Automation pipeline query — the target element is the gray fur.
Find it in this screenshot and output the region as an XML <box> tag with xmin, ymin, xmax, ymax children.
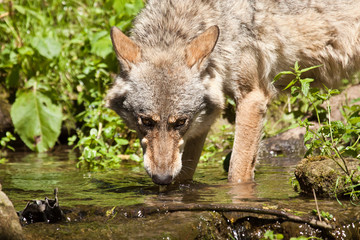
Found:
<box><xmin>106</xmin><ymin>0</ymin><xmax>360</xmax><ymax>184</ymax></box>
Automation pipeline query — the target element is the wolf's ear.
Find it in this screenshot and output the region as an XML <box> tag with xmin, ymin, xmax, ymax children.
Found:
<box><xmin>185</xmin><ymin>25</ymin><xmax>219</xmax><ymax>69</ymax></box>
<box><xmin>111</xmin><ymin>26</ymin><xmax>141</xmax><ymax>70</ymax></box>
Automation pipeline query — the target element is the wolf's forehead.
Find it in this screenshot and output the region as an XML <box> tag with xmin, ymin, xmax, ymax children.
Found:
<box><xmin>129</xmin><ymin>77</ymin><xmax>204</xmax><ymax>116</ymax></box>
<box><xmin>131</xmin><ymin>61</ymin><xmax>193</xmax><ymax>91</ymax></box>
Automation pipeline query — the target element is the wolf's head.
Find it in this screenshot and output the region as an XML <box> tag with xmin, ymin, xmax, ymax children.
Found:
<box><xmin>106</xmin><ymin>26</ymin><xmax>223</xmax><ymax>185</ymax></box>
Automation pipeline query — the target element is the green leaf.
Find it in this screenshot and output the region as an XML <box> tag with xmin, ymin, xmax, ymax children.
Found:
<box><xmin>115</xmin><ymin>138</ymin><xmax>129</xmax><ymax>145</ymax></box>
<box><xmin>351</xmin><ymin>97</ymin><xmax>360</xmax><ymax>104</ymax></box>
<box><xmin>6</xmin><ymin>64</ymin><xmax>21</xmax><ymax>88</ymax></box>
<box><xmin>349</xmin><ymin>117</ymin><xmax>360</xmax><ymax>125</ymax></box>
<box><xmin>294</xmin><ymin>61</ymin><xmax>299</xmax><ymax>71</ymax></box>
<box><xmin>130</xmin><ymin>154</ymin><xmax>141</xmax><ymax>162</ymax></box>
<box><xmin>18</xmin><ymin>46</ymin><xmax>34</xmax><ymax>56</ymax></box>
<box><xmin>91</xmin><ymin>35</ymin><xmax>112</xmax><ymax>59</ymax></box>
<box><xmin>299</xmin><ymin>78</ymin><xmax>314</xmax><ymax>96</ymax></box>
<box><xmin>329</xmin><ymin>89</ymin><xmax>340</xmax><ymax>96</ymax></box>
<box><xmin>299</xmin><ymin>64</ymin><xmax>322</xmax><ymax>73</ymax></box>
<box><xmin>83</xmin><ymin>146</ymin><xmax>97</xmax><ymax>159</ymax></box>
<box><xmin>272</xmin><ymin>71</ymin><xmax>295</xmax><ymax>84</ymax></box>
<box><xmin>112</xmin><ymin>0</ymin><xmax>126</xmax><ymax>14</ymax></box>
<box><xmin>31</xmin><ymin>36</ymin><xmax>61</xmax><ymax>59</ymax></box>
<box><xmin>283</xmin><ymin>77</ymin><xmax>298</xmax><ymax>91</ymax></box>
<box><xmin>103</xmin><ymin>127</ymin><xmax>115</xmax><ymax>139</ymax></box>
<box><xmin>304</xmin><ymin>131</ymin><xmax>314</xmax><ymax>143</ymax></box>
<box><xmin>10</xmin><ymin>89</ymin><xmax>62</xmax><ymax>152</ymax></box>
<box><xmin>13</xmin><ymin>5</ymin><xmax>46</xmax><ymax>24</ymax></box>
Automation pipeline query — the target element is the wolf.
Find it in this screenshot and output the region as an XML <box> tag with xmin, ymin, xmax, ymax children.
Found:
<box><xmin>106</xmin><ymin>0</ymin><xmax>360</xmax><ymax>185</ymax></box>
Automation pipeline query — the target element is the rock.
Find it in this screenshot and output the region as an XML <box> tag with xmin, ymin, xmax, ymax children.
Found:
<box><xmin>294</xmin><ymin>156</ymin><xmax>360</xmax><ymax>198</ymax></box>
<box><xmin>0</xmin><ymin>98</ymin><xmax>12</xmax><ymax>132</ymax></box>
<box><xmin>260</xmin><ymin>127</ymin><xmax>307</xmax><ymax>159</ymax></box>
<box><xmin>329</xmin><ymin>84</ymin><xmax>360</xmax><ymax>122</ymax></box>
<box><xmin>0</xmin><ymin>184</ymin><xmax>24</xmax><ymax>240</ymax></box>
<box><xmin>18</xmin><ymin>188</ymin><xmax>64</xmax><ymax>224</ymax></box>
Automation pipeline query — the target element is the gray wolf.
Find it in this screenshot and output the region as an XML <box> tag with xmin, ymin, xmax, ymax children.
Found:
<box><xmin>106</xmin><ymin>0</ymin><xmax>360</xmax><ymax>185</ymax></box>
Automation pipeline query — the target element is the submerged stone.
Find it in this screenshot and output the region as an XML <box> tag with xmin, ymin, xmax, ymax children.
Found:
<box><xmin>294</xmin><ymin>156</ymin><xmax>360</xmax><ymax>198</ymax></box>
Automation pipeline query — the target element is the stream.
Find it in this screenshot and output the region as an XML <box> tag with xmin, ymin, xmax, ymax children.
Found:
<box><xmin>0</xmin><ymin>142</ymin><xmax>359</xmax><ymax>239</ymax></box>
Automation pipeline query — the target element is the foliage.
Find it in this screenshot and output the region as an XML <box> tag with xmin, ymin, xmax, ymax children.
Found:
<box><xmin>200</xmin><ymin>124</ymin><xmax>234</xmax><ymax>162</ymax></box>
<box><xmin>262</xmin><ymin>230</ymin><xmax>284</xmax><ymax>240</ymax></box>
<box><xmin>0</xmin><ymin>131</ymin><xmax>16</xmax><ymax>151</ymax></box>
<box><xmin>261</xmin><ymin>230</ymin><xmax>321</xmax><ymax>240</ymax></box>
<box><xmin>10</xmin><ymin>82</ymin><xmax>62</xmax><ymax>152</ymax></box>
<box><xmin>72</xmin><ymin>90</ymin><xmax>141</xmax><ymax>170</ymax></box>
<box><xmin>0</xmin><ymin>1</ymin><xmax>144</xmax><ymax>164</ymax></box>
<box><xmin>0</xmin><ymin>131</ymin><xmax>16</xmax><ymax>164</ymax></box>
<box><xmin>273</xmin><ymin>63</ymin><xmax>360</xmax><ymax>162</ymax></box>
<box><xmin>311</xmin><ymin>209</ymin><xmax>334</xmax><ymax>221</ymax></box>
<box><xmin>274</xmin><ymin>62</ymin><xmax>360</xmax><ymax>202</ymax></box>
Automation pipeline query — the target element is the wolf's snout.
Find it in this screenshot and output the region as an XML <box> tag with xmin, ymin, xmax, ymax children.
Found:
<box><xmin>152</xmin><ymin>174</ymin><xmax>173</xmax><ymax>185</ymax></box>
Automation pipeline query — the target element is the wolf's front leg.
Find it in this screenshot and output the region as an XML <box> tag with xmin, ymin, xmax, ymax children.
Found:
<box><xmin>228</xmin><ymin>88</ymin><xmax>269</xmax><ymax>183</ymax></box>
<box><xmin>175</xmin><ymin>131</ymin><xmax>209</xmax><ymax>182</ymax></box>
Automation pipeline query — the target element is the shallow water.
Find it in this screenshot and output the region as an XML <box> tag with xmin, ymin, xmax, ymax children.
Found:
<box><xmin>0</xmin><ymin>146</ymin><xmax>359</xmax><ymax>239</ymax></box>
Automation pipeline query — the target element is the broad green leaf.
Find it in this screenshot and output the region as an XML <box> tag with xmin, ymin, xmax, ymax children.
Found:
<box><xmin>91</xmin><ymin>36</ymin><xmax>113</xmax><ymax>59</ymax></box>
<box><xmin>11</xmin><ymin>90</ymin><xmax>62</xmax><ymax>152</ymax></box>
<box><xmin>349</xmin><ymin>117</ymin><xmax>360</xmax><ymax>125</ymax></box>
<box><xmin>113</xmin><ymin>0</ymin><xmax>126</xmax><ymax>14</ymax></box>
<box><xmin>31</xmin><ymin>36</ymin><xmax>61</xmax><ymax>59</ymax></box>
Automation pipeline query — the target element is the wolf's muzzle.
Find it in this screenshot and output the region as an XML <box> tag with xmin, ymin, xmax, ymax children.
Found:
<box><xmin>152</xmin><ymin>174</ymin><xmax>173</xmax><ymax>185</ymax></box>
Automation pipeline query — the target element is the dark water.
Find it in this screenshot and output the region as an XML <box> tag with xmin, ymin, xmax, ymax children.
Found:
<box><xmin>0</xmin><ymin>146</ymin><xmax>359</xmax><ymax>239</ymax></box>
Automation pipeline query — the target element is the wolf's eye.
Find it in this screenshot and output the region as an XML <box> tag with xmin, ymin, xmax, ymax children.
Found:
<box><xmin>140</xmin><ymin>117</ymin><xmax>156</xmax><ymax>128</ymax></box>
<box><xmin>174</xmin><ymin>118</ymin><xmax>187</xmax><ymax>129</ymax></box>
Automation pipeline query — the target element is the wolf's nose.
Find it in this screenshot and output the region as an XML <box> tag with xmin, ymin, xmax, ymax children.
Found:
<box><xmin>152</xmin><ymin>174</ymin><xmax>173</xmax><ymax>185</ymax></box>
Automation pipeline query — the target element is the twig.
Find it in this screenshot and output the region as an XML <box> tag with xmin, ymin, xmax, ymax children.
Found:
<box><xmin>120</xmin><ymin>203</ymin><xmax>334</xmax><ymax>230</ymax></box>
<box><xmin>97</xmin><ymin>122</ymin><xmax>103</xmax><ymax>139</ymax></box>
<box><xmin>313</xmin><ymin>188</ymin><xmax>322</xmax><ymax>221</ymax></box>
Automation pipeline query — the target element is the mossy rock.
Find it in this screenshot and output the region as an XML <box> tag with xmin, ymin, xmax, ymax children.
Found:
<box><xmin>294</xmin><ymin>156</ymin><xmax>360</xmax><ymax>198</ymax></box>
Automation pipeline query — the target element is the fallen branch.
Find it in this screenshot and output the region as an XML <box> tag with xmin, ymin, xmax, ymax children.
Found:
<box><xmin>120</xmin><ymin>203</ymin><xmax>334</xmax><ymax>230</ymax></box>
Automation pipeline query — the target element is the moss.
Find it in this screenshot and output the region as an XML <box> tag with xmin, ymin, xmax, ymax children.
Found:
<box><xmin>294</xmin><ymin>157</ymin><xmax>360</xmax><ymax>198</ymax></box>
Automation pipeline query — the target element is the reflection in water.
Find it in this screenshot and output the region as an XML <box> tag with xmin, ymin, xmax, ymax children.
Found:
<box><xmin>228</xmin><ymin>182</ymin><xmax>257</xmax><ymax>203</ymax></box>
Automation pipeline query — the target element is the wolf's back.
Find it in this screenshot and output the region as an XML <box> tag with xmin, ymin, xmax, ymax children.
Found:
<box><xmin>131</xmin><ymin>0</ymin><xmax>360</xmax><ymax>90</ymax></box>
